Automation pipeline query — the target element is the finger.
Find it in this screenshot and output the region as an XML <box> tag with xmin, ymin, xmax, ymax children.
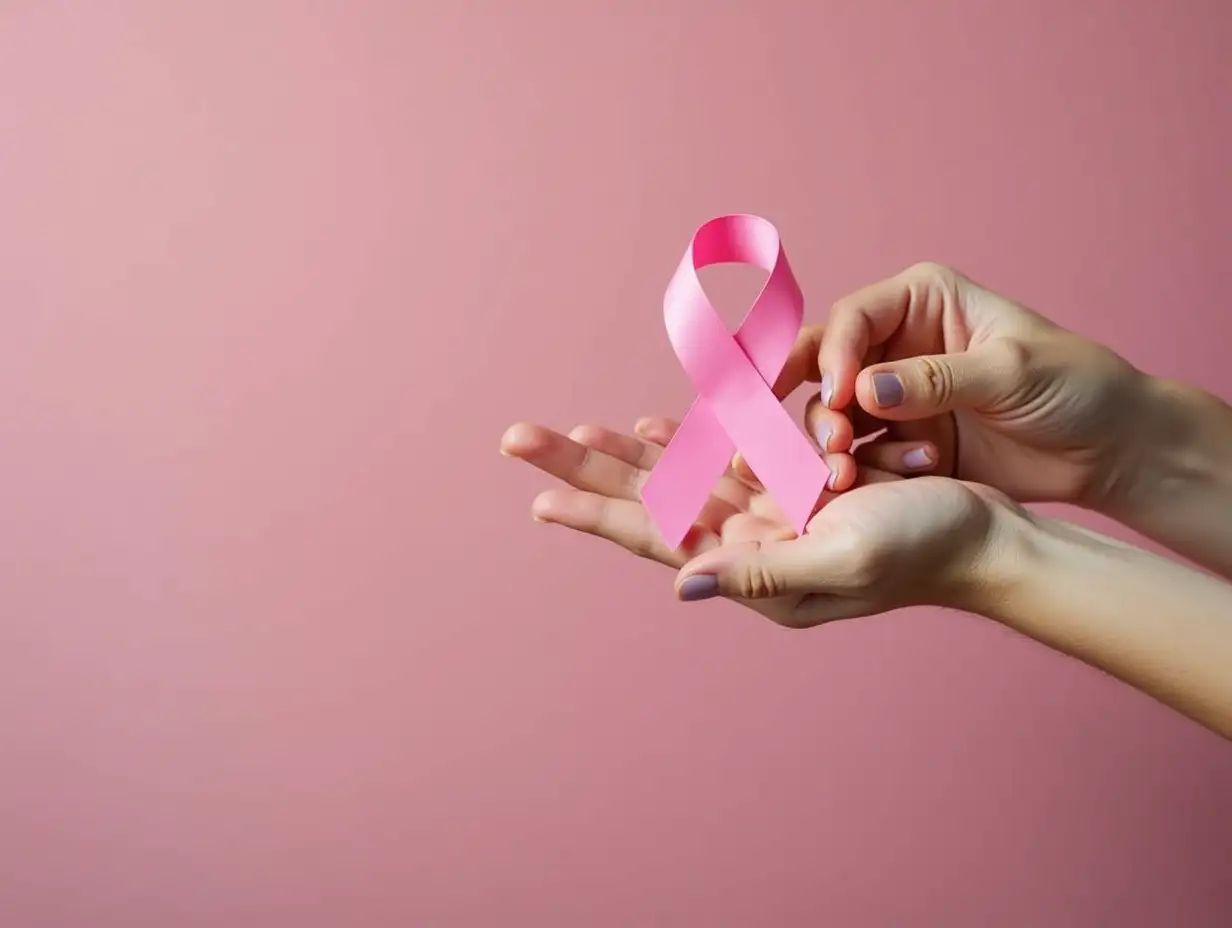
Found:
<box><xmin>855</xmin><ymin>338</ymin><xmax>1025</xmax><ymax>421</ymax></box>
<box><xmin>500</xmin><ymin>422</ymin><xmax>643</xmax><ymax>501</ymax></box>
<box><xmin>852</xmin><ymin>465</ymin><xmax>903</xmax><ymax>486</ymax></box>
<box><xmin>632</xmin><ymin>416</ymin><xmax>680</xmax><ymax>448</ymax></box>
<box><xmin>818</xmin><ymin>263</ymin><xmax>959</xmax><ymax>412</ymax></box>
<box><xmin>854</xmin><ymin>440</ymin><xmax>940</xmax><ymax>474</ymax></box>
<box><xmin>821</xmin><ymin>453</ymin><xmax>857</xmax><ymax>492</ymax></box>
<box><xmin>770</xmin><ymin>323</ymin><xmax>824</xmax><ymax>400</ymax></box>
<box><xmin>806</xmin><ymin>465</ymin><xmax>899</xmax><ymax>517</ymax></box>
<box><xmin>532</xmin><ymin>488</ymin><xmax>718</xmax><ymax>568</ymax></box>
<box><xmin>675</xmin><ymin>537</ymin><xmax>872</xmax><ymax>626</ymax></box>
<box><xmin>673</xmin><ymin>536</ymin><xmax>847</xmax><ymax>611</ymax></box>
<box><xmin>573</xmin><ymin>422</ymin><xmax>751</xmax><ymax>519</ymax></box>
<box><xmin>568</xmin><ymin>423</ymin><xmax>661</xmax><ymax>471</ymax></box>
<box><xmin>802</xmin><ymin>396</ymin><xmax>856</xmax><ymax>453</ymax></box>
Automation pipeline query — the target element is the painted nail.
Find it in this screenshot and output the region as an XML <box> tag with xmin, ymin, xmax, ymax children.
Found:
<box><xmin>902</xmin><ymin>446</ymin><xmax>933</xmax><ymax>469</ymax></box>
<box><xmin>813</xmin><ymin>422</ymin><xmax>832</xmax><ymax>452</ymax></box>
<box><xmin>872</xmin><ymin>372</ymin><xmax>904</xmax><ymax>407</ymax></box>
<box><xmin>678</xmin><ymin>574</ymin><xmax>719</xmax><ymax>602</ymax></box>
<box><xmin>820</xmin><ymin>371</ymin><xmax>834</xmax><ymax>407</ymax></box>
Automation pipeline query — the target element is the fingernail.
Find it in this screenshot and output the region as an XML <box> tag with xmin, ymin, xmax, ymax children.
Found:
<box><xmin>813</xmin><ymin>422</ymin><xmax>832</xmax><ymax>452</ymax></box>
<box><xmin>902</xmin><ymin>446</ymin><xmax>933</xmax><ymax>469</ymax></box>
<box><xmin>820</xmin><ymin>372</ymin><xmax>834</xmax><ymax>407</ymax></box>
<box><xmin>872</xmin><ymin>372</ymin><xmax>904</xmax><ymax>407</ymax></box>
<box><xmin>678</xmin><ymin>574</ymin><xmax>719</xmax><ymax>602</ymax></box>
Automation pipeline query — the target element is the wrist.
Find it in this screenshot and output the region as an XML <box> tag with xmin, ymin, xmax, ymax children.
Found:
<box><xmin>954</xmin><ymin>503</ymin><xmax>1086</xmax><ymax>625</ymax></box>
<box><xmin>942</xmin><ymin>489</ymin><xmax>1043</xmax><ymax>617</ymax></box>
<box><xmin>1104</xmin><ymin>375</ymin><xmax>1232</xmax><ymax>523</ymax></box>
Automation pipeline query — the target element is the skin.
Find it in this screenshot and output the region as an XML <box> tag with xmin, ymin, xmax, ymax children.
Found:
<box><xmin>501</xmin><ymin>262</ymin><xmax>1232</xmax><ymax>739</ymax></box>
<box><xmin>500</xmin><ymin>417</ymin><xmax>999</xmax><ymax>628</ymax></box>
<box><xmin>766</xmin><ymin>261</ymin><xmax>1232</xmax><ymax>579</ymax></box>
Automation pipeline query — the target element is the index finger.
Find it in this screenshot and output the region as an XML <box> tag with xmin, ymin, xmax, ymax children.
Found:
<box><xmin>818</xmin><ymin>263</ymin><xmax>955</xmax><ymax>411</ymax></box>
<box><xmin>770</xmin><ymin>323</ymin><xmax>824</xmax><ymax>400</ymax></box>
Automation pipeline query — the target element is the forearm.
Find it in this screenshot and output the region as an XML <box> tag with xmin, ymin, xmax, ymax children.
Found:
<box><xmin>975</xmin><ymin>509</ymin><xmax>1232</xmax><ymax>739</ymax></box>
<box><xmin>1107</xmin><ymin>376</ymin><xmax>1232</xmax><ymax>578</ymax></box>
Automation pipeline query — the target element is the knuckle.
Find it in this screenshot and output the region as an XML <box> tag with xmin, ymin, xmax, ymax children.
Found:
<box><xmin>903</xmin><ymin>260</ymin><xmax>956</xmax><ymax>287</ymax></box>
<box><xmin>905</xmin><ymin>259</ymin><xmax>948</xmax><ymax>278</ymax></box>
<box><xmin>631</xmin><ymin>535</ymin><xmax>659</xmax><ymax>561</ymax></box>
<box><xmin>735</xmin><ymin>561</ymin><xmax>785</xmax><ymax>600</ymax></box>
<box><xmin>990</xmin><ymin>336</ymin><xmax>1032</xmax><ymax>377</ymax></box>
<box><xmin>826</xmin><ymin>296</ymin><xmax>854</xmax><ymax>324</ymax></box>
<box><xmin>916</xmin><ymin>355</ymin><xmax>957</xmax><ymax>406</ymax></box>
<box><xmin>902</xmin><ymin>261</ymin><xmax>967</xmax><ymax>313</ymax></box>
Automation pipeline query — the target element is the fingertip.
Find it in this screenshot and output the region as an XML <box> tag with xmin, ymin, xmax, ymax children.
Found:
<box><xmin>823</xmin><ymin>453</ymin><xmax>858</xmax><ymax>492</ymax></box>
<box><xmin>853</xmin><ymin>367</ymin><xmax>881</xmax><ymax>415</ymax></box>
<box><xmin>530</xmin><ymin>490</ymin><xmax>558</xmax><ymax>523</ymax></box>
<box><xmin>501</xmin><ymin>421</ymin><xmax>542</xmax><ymax>458</ymax></box>
<box><xmin>676</xmin><ymin>573</ymin><xmax>720</xmax><ymax>602</ymax></box>
<box><xmin>567</xmin><ymin>423</ymin><xmax>602</xmax><ymax>445</ymax></box>
<box><xmin>901</xmin><ymin>444</ymin><xmax>937</xmax><ymax>471</ymax></box>
<box><xmin>803</xmin><ymin>399</ymin><xmax>855</xmax><ymax>454</ymax></box>
<box><xmin>636</xmin><ymin>416</ymin><xmax>676</xmax><ymax>446</ymax></box>
<box><xmin>855</xmin><ymin>439</ymin><xmax>940</xmax><ymax>475</ymax></box>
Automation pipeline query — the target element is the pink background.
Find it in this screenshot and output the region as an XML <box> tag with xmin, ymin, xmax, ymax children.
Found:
<box><xmin>2</xmin><ymin>2</ymin><xmax>1230</xmax><ymax>925</ymax></box>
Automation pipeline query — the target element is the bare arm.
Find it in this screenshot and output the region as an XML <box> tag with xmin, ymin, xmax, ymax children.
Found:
<box><xmin>1105</xmin><ymin>376</ymin><xmax>1232</xmax><ymax>580</ymax></box>
<box><xmin>981</xmin><ymin>506</ymin><xmax>1232</xmax><ymax>740</ymax></box>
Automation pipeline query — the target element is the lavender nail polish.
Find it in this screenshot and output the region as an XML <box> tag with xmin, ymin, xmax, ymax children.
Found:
<box><xmin>813</xmin><ymin>422</ymin><xmax>832</xmax><ymax>452</ymax></box>
<box><xmin>872</xmin><ymin>372</ymin><xmax>904</xmax><ymax>407</ymax></box>
<box><xmin>902</xmin><ymin>447</ymin><xmax>933</xmax><ymax>469</ymax></box>
<box><xmin>678</xmin><ymin>574</ymin><xmax>719</xmax><ymax>602</ymax></box>
<box><xmin>820</xmin><ymin>372</ymin><xmax>834</xmax><ymax>407</ymax></box>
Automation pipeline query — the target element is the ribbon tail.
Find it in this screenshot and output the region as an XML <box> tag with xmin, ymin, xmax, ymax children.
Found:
<box><xmin>639</xmin><ymin>397</ymin><xmax>734</xmax><ymax>550</ymax></box>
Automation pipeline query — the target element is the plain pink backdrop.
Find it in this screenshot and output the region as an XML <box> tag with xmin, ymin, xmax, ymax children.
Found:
<box><xmin>1</xmin><ymin>2</ymin><xmax>1230</xmax><ymax>925</ymax></box>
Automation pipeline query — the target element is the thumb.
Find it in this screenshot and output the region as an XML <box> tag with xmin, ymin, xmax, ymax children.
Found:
<box><xmin>674</xmin><ymin>537</ymin><xmax>839</xmax><ymax>602</ymax></box>
<box><xmin>855</xmin><ymin>339</ymin><xmax>1026</xmax><ymax>420</ymax></box>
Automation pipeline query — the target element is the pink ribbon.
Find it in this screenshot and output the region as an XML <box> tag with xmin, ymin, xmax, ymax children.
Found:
<box><xmin>641</xmin><ymin>214</ymin><xmax>830</xmax><ymax>549</ymax></box>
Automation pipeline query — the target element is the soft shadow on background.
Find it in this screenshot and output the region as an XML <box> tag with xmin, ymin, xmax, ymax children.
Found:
<box><xmin>1</xmin><ymin>3</ymin><xmax>1230</xmax><ymax>925</ymax></box>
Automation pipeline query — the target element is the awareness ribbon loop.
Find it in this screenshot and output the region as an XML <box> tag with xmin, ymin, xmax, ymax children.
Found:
<box><xmin>640</xmin><ymin>214</ymin><xmax>830</xmax><ymax>549</ymax></box>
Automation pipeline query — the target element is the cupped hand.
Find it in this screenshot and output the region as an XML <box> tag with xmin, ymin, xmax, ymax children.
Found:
<box><xmin>761</xmin><ymin>262</ymin><xmax>1149</xmax><ymax>509</ymax></box>
<box><xmin>501</xmin><ymin>417</ymin><xmax>1011</xmax><ymax>628</ymax></box>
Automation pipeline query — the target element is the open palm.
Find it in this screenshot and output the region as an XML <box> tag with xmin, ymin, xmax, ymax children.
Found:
<box><xmin>501</xmin><ymin>416</ymin><xmax>927</xmax><ymax>627</ymax></box>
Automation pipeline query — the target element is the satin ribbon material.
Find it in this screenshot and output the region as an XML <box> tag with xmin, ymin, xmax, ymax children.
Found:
<box><xmin>641</xmin><ymin>214</ymin><xmax>830</xmax><ymax>549</ymax></box>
